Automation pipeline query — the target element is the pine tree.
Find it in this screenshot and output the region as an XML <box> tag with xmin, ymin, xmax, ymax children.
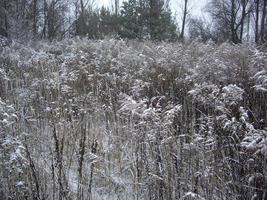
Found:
<box><xmin>119</xmin><ymin>0</ymin><xmax>177</xmax><ymax>41</ymax></box>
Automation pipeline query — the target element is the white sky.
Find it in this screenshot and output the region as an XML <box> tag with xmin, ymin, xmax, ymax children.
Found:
<box><xmin>172</xmin><ymin>0</ymin><xmax>208</xmax><ymax>17</ymax></box>
<box><xmin>98</xmin><ymin>0</ymin><xmax>110</xmax><ymax>6</ymax></box>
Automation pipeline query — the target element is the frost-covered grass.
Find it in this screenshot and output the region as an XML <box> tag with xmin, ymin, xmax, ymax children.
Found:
<box><xmin>0</xmin><ymin>38</ymin><xmax>266</xmax><ymax>200</ymax></box>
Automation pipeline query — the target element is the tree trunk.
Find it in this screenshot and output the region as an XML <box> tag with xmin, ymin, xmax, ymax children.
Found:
<box><xmin>231</xmin><ymin>0</ymin><xmax>237</xmax><ymax>43</ymax></box>
<box><xmin>79</xmin><ymin>0</ymin><xmax>86</xmax><ymax>36</ymax></box>
<box><xmin>4</xmin><ymin>0</ymin><xmax>8</xmax><ymax>37</ymax></box>
<box><xmin>181</xmin><ymin>0</ymin><xmax>188</xmax><ymax>40</ymax></box>
<box><xmin>115</xmin><ymin>0</ymin><xmax>119</xmax><ymax>16</ymax></box>
<box><xmin>42</xmin><ymin>0</ymin><xmax>47</xmax><ymax>38</ymax></box>
<box><xmin>33</xmin><ymin>0</ymin><xmax>38</xmax><ymax>37</ymax></box>
<box><xmin>260</xmin><ymin>0</ymin><xmax>267</xmax><ymax>43</ymax></box>
<box><xmin>247</xmin><ymin>12</ymin><xmax>250</xmax><ymax>42</ymax></box>
<box><xmin>240</xmin><ymin>0</ymin><xmax>247</xmax><ymax>41</ymax></box>
<box><xmin>255</xmin><ymin>0</ymin><xmax>260</xmax><ymax>43</ymax></box>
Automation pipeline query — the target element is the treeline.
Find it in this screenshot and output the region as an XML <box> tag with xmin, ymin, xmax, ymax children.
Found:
<box><xmin>0</xmin><ymin>38</ymin><xmax>266</xmax><ymax>200</ymax></box>
<box><xmin>0</xmin><ymin>0</ymin><xmax>267</xmax><ymax>43</ymax></box>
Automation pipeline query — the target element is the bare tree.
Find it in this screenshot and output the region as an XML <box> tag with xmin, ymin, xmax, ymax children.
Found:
<box><xmin>208</xmin><ymin>0</ymin><xmax>252</xmax><ymax>43</ymax></box>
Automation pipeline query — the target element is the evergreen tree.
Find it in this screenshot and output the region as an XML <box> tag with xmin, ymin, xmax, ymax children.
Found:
<box><xmin>119</xmin><ymin>0</ymin><xmax>145</xmax><ymax>39</ymax></box>
<box><xmin>119</xmin><ymin>0</ymin><xmax>177</xmax><ymax>41</ymax></box>
<box><xmin>99</xmin><ymin>7</ymin><xmax>119</xmax><ymax>38</ymax></box>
